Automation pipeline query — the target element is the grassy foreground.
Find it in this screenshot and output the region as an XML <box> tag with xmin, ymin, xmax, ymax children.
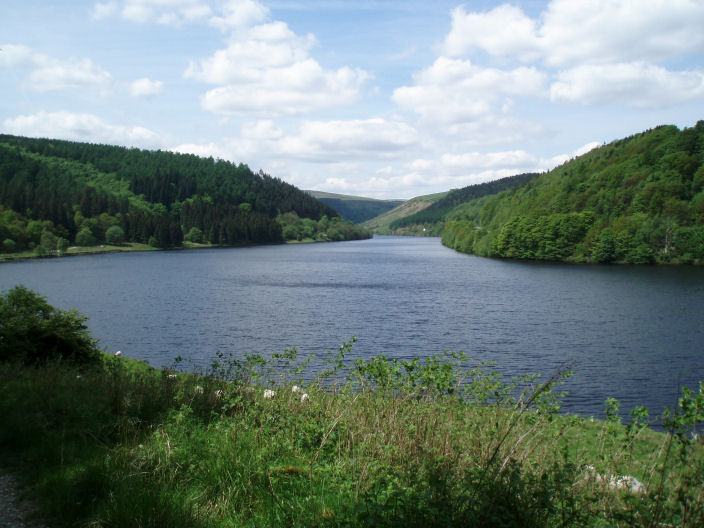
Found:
<box><xmin>0</xmin><ymin>345</ymin><xmax>703</xmax><ymax>528</ymax></box>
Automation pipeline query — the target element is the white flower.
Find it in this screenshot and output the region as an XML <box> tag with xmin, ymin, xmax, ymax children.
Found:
<box><xmin>292</xmin><ymin>385</ymin><xmax>302</xmax><ymax>394</ymax></box>
<box><xmin>167</xmin><ymin>374</ymin><xmax>178</xmax><ymax>379</ymax></box>
<box><xmin>609</xmin><ymin>475</ymin><xmax>645</xmax><ymax>495</ymax></box>
<box><xmin>300</xmin><ymin>393</ymin><xmax>310</xmax><ymax>403</ymax></box>
<box><xmin>194</xmin><ymin>385</ymin><xmax>204</xmax><ymax>394</ymax></box>
<box><xmin>214</xmin><ymin>389</ymin><xmax>225</xmax><ymax>399</ymax></box>
<box><xmin>263</xmin><ymin>389</ymin><xmax>276</xmax><ymax>399</ymax></box>
<box><xmin>114</xmin><ymin>350</ymin><xmax>122</xmax><ymax>356</ymax></box>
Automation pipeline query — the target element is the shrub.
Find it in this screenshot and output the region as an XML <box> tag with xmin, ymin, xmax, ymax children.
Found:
<box><xmin>40</xmin><ymin>229</ymin><xmax>58</xmax><ymax>251</ymax></box>
<box><xmin>595</xmin><ymin>231</ymin><xmax>616</xmax><ymax>263</ymax></box>
<box><xmin>0</xmin><ymin>285</ymin><xmax>101</xmax><ymax>365</ymax></box>
<box><xmin>76</xmin><ymin>227</ymin><xmax>98</xmax><ymax>247</ymax></box>
<box><xmin>2</xmin><ymin>238</ymin><xmax>17</xmax><ymax>252</ymax></box>
<box><xmin>57</xmin><ymin>237</ymin><xmax>70</xmax><ymax>254</ymax></box>
<box><xmin>183</xmin><ymin>227</ymin><xmax>203</xmax><ymax>244</ymax></box>
<box><xmin>105</xmin><ymin>226</ymin><xmax>126</xmax><ymax>245</ymax></box>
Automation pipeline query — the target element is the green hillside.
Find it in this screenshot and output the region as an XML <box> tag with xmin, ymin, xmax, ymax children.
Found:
<box><xmin>306</xmin><ymin>191</ymin><xmax>403</xmax><ymax>224</ymax></box>
<box><xmin>442</xmin><ymin>122</ymin><xmax>704</xmax><ymax>264</ymax></box>
<box><xmin>388</xmin><ymin>173</ymin><xmax>539</xmax><ymax>235</ymax></box>
<box><xmin>0</xmin><ymin>135</ymin><xmax>369</xmax><ymax>256</ymax></box>
<box><xmin>361</xmin><ymin>192</ymin><xmax>448</xmax><ymax>235</ymax></box>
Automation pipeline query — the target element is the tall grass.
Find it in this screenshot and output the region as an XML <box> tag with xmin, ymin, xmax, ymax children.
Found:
<box><xmin>0</xmin><ymin>346</ymin><xmax>702</xmax><ymax>527</ymax></box>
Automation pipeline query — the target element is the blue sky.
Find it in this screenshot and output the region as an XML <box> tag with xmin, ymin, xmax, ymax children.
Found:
<box><xmin>2</xmin><ymin>0</ymin><xmax>703</xmax><ymax>199</ymax></box>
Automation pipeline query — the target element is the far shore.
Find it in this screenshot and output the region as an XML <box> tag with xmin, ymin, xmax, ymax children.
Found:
<box><xmin>0</xmin><ymin>237</ymin><xmax>350</xmax><ymax>263</ymax></box>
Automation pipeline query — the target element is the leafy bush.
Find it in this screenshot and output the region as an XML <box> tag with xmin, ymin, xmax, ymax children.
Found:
<box><xmin>0</xmin><ymin>285</ymin><xmax>101</xmax><ymax>365</ymax></box>
<box><xmin>75</xmin><ymin>227</ymin><xmax>98</xmax><ymax>246</ymax></box>
<box><xmin>105</xmin><ymin>225</ymin><xmax>126</xmax><ymax>245</ymax></box>
<box><xmin>183</xmin><ymin>226</ymin><xmax>203</xmax><ymax>244</ymax></box>
<box><xmin>2</xmin><ymin>238</ymin><xmax>16</xmax><ymax>252</ymax></box>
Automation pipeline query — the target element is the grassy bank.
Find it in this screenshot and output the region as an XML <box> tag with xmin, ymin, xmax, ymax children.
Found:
<box><xmin>0</xmin><ymin>349</ymin><xmax>702</xmax><ymax>527</ymax></box>
<box><xmin>0</xmin><ymin>242</ymin><xmax>159</xmax><ymax>261</ymax></box>
<box><xmin>0</xmin><ymin>237</ymin><xmax>361</xmax><ymax>262</ymax></box>
<box><xmin>0</xmin><ymin>287</ymin><xmax>702</xmax><ymax>527</ymax></box>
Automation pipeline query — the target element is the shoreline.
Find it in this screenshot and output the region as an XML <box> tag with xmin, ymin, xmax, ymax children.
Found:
<box><xmin>0</xmin><ymin>237</ymin><xmax>358</xmax><ymax>263</ymax></box>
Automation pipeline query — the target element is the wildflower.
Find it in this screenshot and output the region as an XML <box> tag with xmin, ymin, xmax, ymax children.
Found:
<box><xmin>584</xmin><ymin>466</ymin><xmax>645</xmax><ymax>495</ymax></box>
<box><xmin>167</xmin><ymin>374</ymin><xmax>177</xmax><ymax>380</ymax></box>
<box><xmin>300</xmin><ymin>393</ymin><xmax>310</xmax><ymax>403</ymax></box>
<box><xmin>214</xmin><ymin>389</ymin><xmax>225</xmax><ymax>399</ymax></box>
<box><xmin>114</xmin><ymin>350</ymin><xmax>122</xmax><ymax>356</ymax></box>
<box><xmin>194</xmin><ymin>385</ymin><xmax>204</xmax><ymax>394</ymax></box>
<box><xmin>609</xmin><ymin>475</ymin><xmax>645</xmax><ymax>495</ymax></box>
<box><xmin>292</xmin><ymin>385</ymin><xmax>302</xmax><ymax>394</ymax></box>
<box><xmin>263</xmin><ymin>389</ymin><xmax>276</xmax><ymax>399</ymax></box>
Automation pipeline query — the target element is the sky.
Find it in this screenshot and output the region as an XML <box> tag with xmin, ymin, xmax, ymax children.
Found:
<box><xmin>1</xmin><ymin>1</ymin><xmax>703</xmax><ymax>199</ymax></box>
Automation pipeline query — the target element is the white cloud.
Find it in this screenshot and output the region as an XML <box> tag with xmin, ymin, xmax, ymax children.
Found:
<box><xmin>550</xmin><ymin>63</ymin><xmax>704</xmax><ymax>107</ymax></box>
<box><xmin>0</xmin><ymin>44</ymin><xmax>35</xmax><ymax>67</ymax></box>
<box><xmin>539</xmin><ymin>0</ymin><xmax>704</xmax><ymax>67</ymax></box>
<box><xmin>3</xmin><ymin>111</ymin><xmax>162</xmax><ymax>147</ymax></box>
<box><xmin>573</xmin><ymin>141</ymin><xmax>601</xmax><ymax>157</ymax></box>
<box><xmin>2</xmin><ymin>45</ymin><xmax>169</xmax><ymax>101</ymax></box>
<box><xmin>30</xmin><ymin>59</ymin><xmax>112</xmax><ymax>93</ymax></box>
<box><xmin>440</xmin><ymin>150</ymin><xmax>541</xmax><ymax>171</ymax></box>
<box><xmin>184</xmin><ymin>24</ymin><xmax>316</xmax><ymax>84</ymax></box>
<box><xmin>241</xmin><ymin>120</ymin><xmax>283</xmax><ymax>140</ymax></box>
<box><xmin>278</xmin><ymin>118</ymin><xmax>419</xmax><ymax>161</ymax></box>
<box><xmin>436</xmin><ymin>1</ymin><xmax>704</xmax><ymax>111</ymax></box>
<box><xmin>94</xmin><ymin>0</ymin><xmax>212</xmax><ymax>26</ymax></box>
<box><xmin>92</xmin><ymin>0</ymin><xmax>275</xmax><ymax>30</ymax></box>
<box><xmin>93</xmin><ymin>1</ymin><xmax>118</xmax><ymax>19</ymax></box>
<box><xmin>443</xmin><ymin>0</ymin><xmax>704</xmax><ymax>67</ymax></box>
<box><xmin>184</xmin><ymin>2</ymin><xmax>370</xmax><ymax>117</ymax></box>
<box><xmin>170</xmin><ymin>141</ymin><xmax>225</xmax><ymax>158</ymax></box>
<box><xmin>128</xmin><ymin>77</ymin><xmax>164</xmax><ymax>97</ymax></box>
<box><xmin>366</xmin><ymin>146</ymin><xmax>584</xmax><ymax>198</ymax></box>
<box><xmin>1</xmin><ymin>44</ymin><xmax>112</xmax><ymax>94</ymax></box>
<box><xmin>442</xmin><ymin>4</ymin><xmax>540</xmax><ymax>62</ymax></box>
<box><xmin>199</xmin><ymin>64</ymin><xmax>369</xmax><ymax>116</ymax></box>
<box><xmin>209</xmin><ymin>0</ymin><xmax>269</xmax><ymax>31</ymax></box>
<box><xmin>172</xmin><ymin>117</ymin><xmax>418</xmax><ymax>170</ymax></box>
<box><xmin>393</xmin><ymin>57</ymin><xmax>547</xmax><ymax>125</ymax></box>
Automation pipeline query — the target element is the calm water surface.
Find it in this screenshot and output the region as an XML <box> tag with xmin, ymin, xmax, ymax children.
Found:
<box><xmin>2</xmin><ymin>236</ymin><xmax>703</xmax><ymax>419</ymax></box>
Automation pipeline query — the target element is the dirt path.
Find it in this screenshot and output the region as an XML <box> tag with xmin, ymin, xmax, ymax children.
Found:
<box><xmin>0</xmin><ymin>472</ymin><xmax>48</xmax><ymax>528</ymax></box>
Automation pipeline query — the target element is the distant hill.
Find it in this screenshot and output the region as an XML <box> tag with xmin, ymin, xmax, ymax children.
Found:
<box><xmin>361</xmin><ymin>192</ymin><xmax>448</xmax><ymax>235</ymax></box>
<box><xmin>0</xmin><ymin>135</ymin><xmax>369</xmax><ymax>254</ymax></box>
<box><xmin>442</xmin><ymin>122</ymin><xmax>704</xmax><ymax>264</ymax></box>
<box><xmin>306</xmin><ymin>191</ymin><xmax>403</xmax><ymax>224</ymax></box>
<box><xmin>387</xmin><ymin>173</ymin><xmax>539</xmax><ymax>235</ymax></box>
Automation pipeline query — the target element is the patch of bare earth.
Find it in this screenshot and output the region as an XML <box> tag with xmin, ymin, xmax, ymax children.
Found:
<box><xmin>0</xmin><ymin>472</ymin><xmax>48</xmax><ymax>528</ymax></box>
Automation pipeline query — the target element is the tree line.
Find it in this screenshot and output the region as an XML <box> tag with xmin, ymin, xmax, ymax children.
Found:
<box><xmin>441</xmin><ymin>122</ymin><xmax>704</xmax><ymax>264</ymax></box>
<box><xmin>389</xmin><ymin>173</ymin><xmax>539</xmax><ymax>233</ymax></box>
<box><xmin>0</xmin><ymin>135</ymin><xmax>369</xmax><ymax>254</ymax></box>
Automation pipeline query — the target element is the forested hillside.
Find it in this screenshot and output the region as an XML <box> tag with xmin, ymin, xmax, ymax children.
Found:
<box><xmin>361</xmin><ymin>192</ymin><xmax>447</xmax><ymax>235</ymax></box>
<box><xmin>388</xmin><ymin>173</ymin><xmax>539</xmax><ymax>235</ymax></box>
<box><xmin>0</xmin><ymin>135</ymin><xmax>369</xmax><ymax>255</ymax></box>
<box><xmin>442</xmin><ymin>122</ymin><xmax>704</xmax><ymax>264</ymax></box>
<box><xmin>307</xmin><ymin>191</ymin><xmax>403</xmax><ymax>224</ymax></box>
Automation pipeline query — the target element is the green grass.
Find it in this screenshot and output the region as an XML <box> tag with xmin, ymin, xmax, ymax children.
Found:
<box><xmin>0</xmin><ymin>242</ymin><xmax>158</xmax><ymax>261</ymax></box>
<box><xmin>361</xmin><ymin>192</ymin><xmax>448</xmax><ymax>234</ymax></box>
<box><xmin>0</xmin><ymin>348</ymin><xmax>702</xmax><ymax>528</ymax></box>
<box><xmin>0</xmin><ymin>241</ymin><xmax>264</xmax><ymax>262</ymax></box>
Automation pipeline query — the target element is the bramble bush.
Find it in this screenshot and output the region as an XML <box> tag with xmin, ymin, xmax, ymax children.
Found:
<box><xmin>0</xmin><ymin>285</ymin><xmax>101</xmax><ymax>365</ymax></box>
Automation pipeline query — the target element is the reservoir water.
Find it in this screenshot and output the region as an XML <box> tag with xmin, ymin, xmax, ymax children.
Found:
<box><xmin>1</xmin><ymin>235</ymin><xmax>703</xmax><ymax>421</ymax></box>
